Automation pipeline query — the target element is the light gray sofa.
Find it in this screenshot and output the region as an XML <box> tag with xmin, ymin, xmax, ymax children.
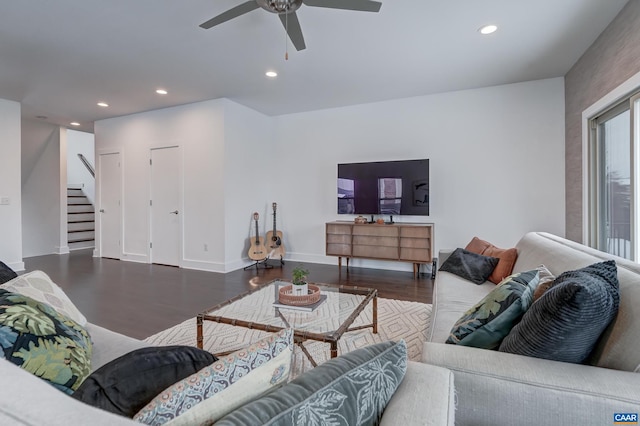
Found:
<box><xmin>423</xmin><ymin>232</ymin><xmax>640</xmax><ymax>426</ymax></box>
<box><xmin>0</xmin><ymin>304</ymin><xmax>455</xmax><ymax>424</ymax></box>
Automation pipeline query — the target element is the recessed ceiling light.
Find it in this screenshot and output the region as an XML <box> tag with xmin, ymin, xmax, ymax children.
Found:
<box><xmin>70</xmin><ymin>122</ymin><xmax>81</xmax><ymax>126</ymax></box>
<box><xmin>479</xmin><ymin>24</ymin><xmax>498</xmax><ymax>35</ymax></box>
<box><xmin>156</xmin><ymin>89</ymin><xmax>168</xmax><ymax>95</ymax></box>
<box><xmin>265</xmin><ymin>71</ymin><xmax>278</xmax><ymax>78</ymax></box>
<box><xmin>97</xmin><ymin>102</ymin><xmax>109</xmax><ymax>107</ymax></box>
<box><xmin>36</xmin><ymin>115</ymin><xmax>47</xmax><ymax>120</ymax></box>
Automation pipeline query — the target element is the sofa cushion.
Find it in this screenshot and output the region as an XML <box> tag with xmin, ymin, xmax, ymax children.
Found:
<box><xmin>0</xmin><ymin>289</ymin><xmax>92</xmax><ymax>394</ymax></box>
<box><xmin>72</xmin><ymin>346</ymin><xmax>217</xmax><ymax>418</ymax></box>
<box><xmin>446</xmin><ymin>269</ymin><xmax>540</xmax><ymax>349</ymax></box>
<box><xmin>0</xmin><ymin>270</ymin><xmax>87</xmax><ymax>326</ymax></box>
<box><xmin>134</xmin><ymin>328</ymin><xmax>293</xmax><ymax>425</ymax></box>
<box><xmin>439</xmin><ymin>248</ymin><xmax>499</xmax><ymax>285</ymax></box>
<box><xmin>465</xmin><ymin>237</ymin><xmax>518</xmax><ymax>284</ymax></box>
<box><xmin>499</xmin><ymin>260</ymin><xmax>620</xmax><ymax>364</ymax></box>
<box><xmin>0</xmin><ymin>261</ymin><xmax>17</xmax><ymax>284</ymax></box>
<box><xmin>215</xmin><ymin>340</ymin><xmax>407</xmax><ymax>426</ymax></box>
<box><xmin>532</xmin><ymin>264</ymin><xmax>555</xmax><ymax>302</ymax></box>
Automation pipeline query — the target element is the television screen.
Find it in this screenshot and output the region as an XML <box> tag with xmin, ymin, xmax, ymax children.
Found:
<box><xmin>337</xmin><ymin>159</ymin><xmax>429</xmax><ymax>216</ymax></box>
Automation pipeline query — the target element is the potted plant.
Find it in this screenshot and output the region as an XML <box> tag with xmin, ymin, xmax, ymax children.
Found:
<box><xmin>291</xmin><ymin>265</ymin><xmax>310</xmax><ymax>296</ymax></box>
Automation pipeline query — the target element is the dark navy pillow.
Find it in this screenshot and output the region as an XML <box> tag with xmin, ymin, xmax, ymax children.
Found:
<box><xmin>72</xmin><ymin>346</ymin><xmax>217</xmax><ymax>418</ymax></box>
<box><xmin>0</xmin><ymin>261</ymin><xmax>17</xmax><ymax>284</ymax></box>
<box><xmin>499</xmin><ymin>260</ymin><xmax>619</xmax><ymax>364</ymax></box>
<box><xmin>439</xmin><ymin>248</ymin><xmax>499</xmax><ymax>285</ymax></box>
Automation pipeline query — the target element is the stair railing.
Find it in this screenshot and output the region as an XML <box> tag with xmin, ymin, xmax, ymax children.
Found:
<box><xmin>77</xmin><ymin>153</ymin><xmax>95</xmax><ymax>178</ymax></box>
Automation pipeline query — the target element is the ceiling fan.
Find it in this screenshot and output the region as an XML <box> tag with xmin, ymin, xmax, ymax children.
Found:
<box><xmin>199</xmin><ymin>0</ymin><xmax>382</xmax><ymax>52</ymax></box>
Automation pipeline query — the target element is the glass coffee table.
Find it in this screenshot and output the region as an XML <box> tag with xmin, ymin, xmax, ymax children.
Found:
<box><xmin>197</xmin><ymin>280</ymin><xmax>377</xmax><ymax>366</ymax></box>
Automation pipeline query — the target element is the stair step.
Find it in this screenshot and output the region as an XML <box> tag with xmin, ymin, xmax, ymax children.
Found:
<box><xmin>68</xmin><ymin>213</ymin><xmax>95</xmax><ymax>222</ymax></box>
<box><xmin>68</xmin><ymin>197</ymin><xmax>91</xmax><ymax>205</ymax></box>
<box><xmin>68</xmin><ymin>222</ymin><xmax>95</xmax><ymax>232</ymax></box>
<box><xmin>68</xmin><ymin>231</ymin><xmax>95</xmax><ymax>242</ymax></box>
<box><xmin>68</xmin><ymin>205</ymin><xmax>94</xmax><ymax>213</ymax></box>
<box><xmin>69</xmin><ymin>240</ymin><xmax>95</xmax><ymax>251</ymax></box>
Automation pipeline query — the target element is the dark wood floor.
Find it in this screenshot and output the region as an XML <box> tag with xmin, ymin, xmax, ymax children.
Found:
<box><xmin>23</xmin><ymin>250</ymin><xmax>433</xmax><ymax>340</ymax></box>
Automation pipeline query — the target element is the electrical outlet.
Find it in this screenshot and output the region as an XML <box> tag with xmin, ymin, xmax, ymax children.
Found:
<box><xmin>0</xmin><ymin>197</ymin><xmax>9</xmax><ymax>205</ymax></box>
<box><xmin>204</xmin><ymin>243</ymin><xmax>208</xmax><ymax>252</ymax></box>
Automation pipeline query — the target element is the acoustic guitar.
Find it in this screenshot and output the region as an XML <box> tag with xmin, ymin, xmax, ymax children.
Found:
<box><xmin>265</xmin><ymin>202</ymin><xmax>286</xmax><ymax>259</ymax></box>
<box><xmin>248</xmin><ymin>212</ymin><xmax>267</xmax><ymax>261</ymax></box>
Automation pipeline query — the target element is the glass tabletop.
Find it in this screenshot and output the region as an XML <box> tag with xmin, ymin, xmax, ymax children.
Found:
<box><xmin>200</xmin><ymin>280</ymin><xmax>377</xmax><ymax>339</ymax></box>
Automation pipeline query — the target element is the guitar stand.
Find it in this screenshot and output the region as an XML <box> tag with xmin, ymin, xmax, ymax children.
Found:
<box><xmin>244</xmin><ymin>257</ymin><xmax>273</xmax><ymax>271</ymax></box>
<box><xmin>264</xmin><ymin>255</ymin><xmax>285</xmax><ymax>268</ymax></box>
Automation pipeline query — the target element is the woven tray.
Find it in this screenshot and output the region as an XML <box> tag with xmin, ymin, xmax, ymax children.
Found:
<box><xmin>278</xmin><ymin>284</ymin><xmax>321</xmax><ymax>306</ymax></box>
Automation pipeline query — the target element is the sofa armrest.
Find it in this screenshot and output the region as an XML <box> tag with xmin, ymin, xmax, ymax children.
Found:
<box><xmin>380</xmin><ymin>361</ymin><xmax>455</xmax><ymax>426</ymax></box>
<box><xmin>422</xmin><ymin>342</ymin><xmax>640</xmax><ymax>426</ymax></box>
<box><xmin>0</xmin><ymin>358</ymin><xmax>137</xmax><ymax>425</ymax></box>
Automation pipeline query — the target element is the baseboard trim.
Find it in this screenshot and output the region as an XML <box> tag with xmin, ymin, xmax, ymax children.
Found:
<box><xmin>8</xmin><ymin>261</ymin><xmax>25</xmax><ymax>272</ymax></box>
<box><xmin>285</xmin><ymin>252</ymin><xmax>416</xmax><ymax>273</ymax></box>
<box><xmin>55</xmin><ymin>245</ymin><xmax>70</xmax><ymax>255</ymax></box>
<box><xmin>121</xmin><ymin>253</ymin><xmax>148</xmax><ymax>263</ymax></box>
<box><xmin>182</xmin><ymin>259</ymin><xmax>226</xmax><ymax>273</ymax></box>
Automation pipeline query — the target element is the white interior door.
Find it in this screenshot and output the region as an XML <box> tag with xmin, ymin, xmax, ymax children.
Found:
<box><xmin>150</xmin><ymin>146</ymin><xmax>181</xmax><ymax>266</ymax></box>
<box><xmin>98</xmin><ymin>152</ymin><xmax>121</xmax><ymax>259</ymax></box>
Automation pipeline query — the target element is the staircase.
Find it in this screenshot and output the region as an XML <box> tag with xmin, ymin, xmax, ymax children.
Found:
<box><xmin>67</xmin><ymin>187</ymin><xmax>95</xmax><ymax>250</ymax></box>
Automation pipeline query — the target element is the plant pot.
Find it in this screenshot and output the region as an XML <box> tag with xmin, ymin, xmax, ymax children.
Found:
<box><xmin>292</xmin><ymin>283</ymin><xmax>308</xmax><ymax>296</ymax></box>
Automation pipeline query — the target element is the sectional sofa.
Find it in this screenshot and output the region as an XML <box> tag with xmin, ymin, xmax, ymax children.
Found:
<box><xmin>0</xmin><ymin>283</ymin><xmax>455</xmax><ymax>425</ymax></box>
<box><xmin>424</xmin><ymin>232</ymin><xmax>640</xmax><ymax>426</ymax></box>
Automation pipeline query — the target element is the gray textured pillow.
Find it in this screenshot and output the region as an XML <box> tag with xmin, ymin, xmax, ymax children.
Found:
<box><xmin>439</xmin><ymin>248</ymin><xmax>499</xmax><ymax>284</ymax></box>
<box><xmin>214</xmin><ymin>340</ymin><xmax>407</xmax><ymax>426</ymax></box>
<box><xmin>0</xmin><ymin>261</ymin><xmax>17</xmax><ymax>284</ymax></box>
<box><xmin>499</xmin><ymin>260</ymin><xmax>619</xmax><ymax>364</ymax></box>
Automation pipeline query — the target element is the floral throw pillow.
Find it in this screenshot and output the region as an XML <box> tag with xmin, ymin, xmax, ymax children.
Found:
<box><xmin>0</xmin><ymin>289</ymin><xmax>93</xmax><ymax>394</ymax></box>
<box><xmin>446</xmin><ymin>269</ymin><xmax>540</xmax><ymax>349</ymax></box>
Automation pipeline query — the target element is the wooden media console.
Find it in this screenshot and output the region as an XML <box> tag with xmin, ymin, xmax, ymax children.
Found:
<box><xmin>325</xmin><ymin>221</ymin><xmax>435</xmax><ymax>278</ymax></box>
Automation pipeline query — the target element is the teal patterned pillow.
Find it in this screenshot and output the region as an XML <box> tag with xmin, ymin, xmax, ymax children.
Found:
<box><xmin>134</xmin><ymin>328</ymin><xmax>294</xmax><ymax>425</ymax></box>
<box><xmin>215</xmin><ymin>340</ymin><xmax>407</xmax><ymax>426</ymax></box>
<box><xmin>446</xmin><ymin>269</ymin><xmax>540</xmax><ymax>349</ymax></box>
<box><xmin>0</xmin><ymin>289</ymin><xmax>92</xmax><ymax>394</ymax></box>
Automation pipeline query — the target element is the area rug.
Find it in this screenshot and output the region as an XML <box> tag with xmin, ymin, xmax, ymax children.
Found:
<box><xmin>144</xmin><ymin>298</ymin><xmax>431</xmax><ymax>375</ymax></box>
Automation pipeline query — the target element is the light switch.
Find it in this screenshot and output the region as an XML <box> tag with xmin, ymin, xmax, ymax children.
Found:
<box><xmin>0</xmin><ymin>197</ymin><xmax>9</xmax><ymax>205</ymax></box>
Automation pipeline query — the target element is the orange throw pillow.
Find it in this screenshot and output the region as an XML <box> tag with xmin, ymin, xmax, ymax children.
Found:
<box><xmin>465</xmin><ymin>237</ymin><xmax>518</xmax><ymax>284</ymax></box>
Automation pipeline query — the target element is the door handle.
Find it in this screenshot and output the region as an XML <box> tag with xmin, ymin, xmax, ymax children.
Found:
<box><xmin>170</xmin><ymin>210</ymin><xmax>179</xmax><ymax>215</ymax></box>
<box><xmin>99</xmin><ymin>209</ymin><xmax>105</xmax><ymax>213</ymax></box>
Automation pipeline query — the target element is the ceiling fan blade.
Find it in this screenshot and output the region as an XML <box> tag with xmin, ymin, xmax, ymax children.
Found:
<box><xmin>199</xmin><ymin>1</ymin><xmax>260</xmax><ymax>29</ymax></box>
<box><xmin>279</xmin><ymin>12</ymin><xmax>306</xmax><ymax>51</ymax></box>
<box><xmin>302</xmin><ymin>0</ymin><xmax>381</xmax><ymax>12</ymax></box>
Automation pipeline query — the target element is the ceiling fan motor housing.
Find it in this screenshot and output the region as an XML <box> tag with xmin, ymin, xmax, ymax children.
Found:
<box><xmin>257</xmin><ymin>0</ymin><xmax>303</xmax><ymax>14</ymax></box>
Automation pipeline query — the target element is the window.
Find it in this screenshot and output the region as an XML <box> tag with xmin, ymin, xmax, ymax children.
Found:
<box><xmin>378</xmin><ymin>178</ymin><xmax>402</xmax><ymax>215</ymax></box>
<box><xmin>588</xmin><ymin>93</ymin><xmax>640</xmax><ymax>261</ymax></box>
<box><xmin>338</xmin><ymin>178</ymin><xmax>355</xmax><ymax>214</ymax></box>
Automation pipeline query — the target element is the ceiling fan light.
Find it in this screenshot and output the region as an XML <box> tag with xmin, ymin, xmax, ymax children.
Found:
<box><xmin>479</xmin><ymin>24</ymin><xmax>498</xmax><ymax>35</ymax></box>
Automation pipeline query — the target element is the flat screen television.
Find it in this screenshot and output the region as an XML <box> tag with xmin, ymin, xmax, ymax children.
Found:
<box><xmin>337</xmin><ymin>159</ymin><xmax>429</xmax><ymax>216</ymax></box>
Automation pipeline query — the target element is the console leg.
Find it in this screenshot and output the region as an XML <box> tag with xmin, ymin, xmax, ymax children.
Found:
<box><xmin>338</xmin><ymin>257</ymin><xmax>342</xmax><ymax>269</ymax></box>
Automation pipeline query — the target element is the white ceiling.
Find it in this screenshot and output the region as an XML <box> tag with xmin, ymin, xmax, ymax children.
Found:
<box><xmin>0</xmin><ymin>0</ymin><xmax>629</xmax><ymax>133</ymax></box>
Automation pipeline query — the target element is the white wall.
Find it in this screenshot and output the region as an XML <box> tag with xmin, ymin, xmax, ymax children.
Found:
<box><xmin>67</xmin><ymin>129</ymin><xmax>95</xmax><ymax>204</ymax></box>
<box><xmin>94</xmin><ymin>78</ymin><xmax>565</xmax><ymax>274</ymax></box>
<box><xmin>223</xmin><ymin>100</ymin><xmax>274</xmax><ymax>270</ymax></box>
<box><xmin>21</xmin><ymin>120</ymin><xmax>67</xmax><ymax>257</ymax></box>
<box><xmin>94</xmin><ymin>98</ymin><xmax>273</xmax><ymax>271</ymax></box>
<box><xmin>0</xmin><ymin>99</ymin><xmax>24</xmax><ymax>270</ymax></box>
<box><xmin>273</xmin><ymin>78</ymin><xmax>566</xmax><ymax>271</ymax></box>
